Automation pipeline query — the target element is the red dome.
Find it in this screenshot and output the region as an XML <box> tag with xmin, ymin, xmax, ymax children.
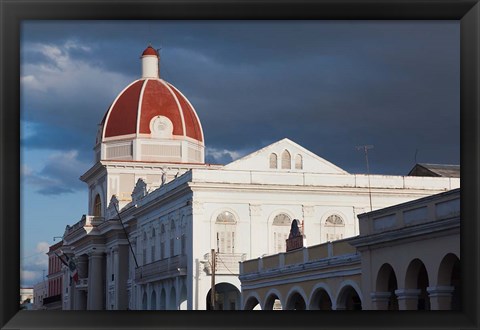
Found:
<box><xmin>142</xmin><ymin>46</ymin><xmax>158</xmax><ymax>57</ymax></box>
<box><xmin>101</xmin><ymin>79</ymin><xmax>203</xmax><ymax>143</ymax></box>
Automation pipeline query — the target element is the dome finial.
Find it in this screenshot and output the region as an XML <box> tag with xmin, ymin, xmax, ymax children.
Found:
<box><xmin>141</xmin><ymin>44</ymin><xmax>159</xmax><ymax>78</ymax></box>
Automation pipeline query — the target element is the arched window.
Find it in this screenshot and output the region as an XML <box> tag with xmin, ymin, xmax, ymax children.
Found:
<box><xmin>281</xmin><ymin>150</ymin><xmax>291</xmax><ymax>169</ymax></box>
<box><xmin>272</xmin><ymin>213</ymin><xmax>292</xmax><ymax>253</ymax></box>
<box><xmin>324</xmin><ymin>214</ymin><xmax>345</xmax><ymax>242</ymax></box>
<box><xmin>295</xmin><ymin>154</ymin><xmax>303</xmax><ymax>170</ymax></box>
<box><xmin>93</xmin><ymin>194</ymin><xmax>102</xmax><ymax>217</ymax></box>
<box><xmin>269</xmin><ymin>153</ymin><xmax>278</xmax><ymax>169</ymax></box>
<box><xmin>215</xmin><ymin>211</ymin><xmax>237</xmax><ymax>254</ymax></box>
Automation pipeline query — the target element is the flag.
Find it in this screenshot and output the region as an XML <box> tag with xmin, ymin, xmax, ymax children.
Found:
<box><xmin>65</xmin><ymin>254</ymin><xmax>79</xmax><ymax>283</ymax></box>
<box><xmin>58</xmin><ymin>252</ymin><xmax>79</xmax><ymax>283</ymax></box>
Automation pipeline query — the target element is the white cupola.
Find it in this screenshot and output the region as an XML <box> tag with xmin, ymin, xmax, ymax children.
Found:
<box><xmin>141</xmin><ymin>45</ymin><xmax>159</xmax><ymax>78</ymax></box>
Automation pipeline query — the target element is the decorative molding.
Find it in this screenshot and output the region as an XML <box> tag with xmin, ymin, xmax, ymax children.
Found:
<box><xmin>249</xmin><ymin>204</ymin><xmax>262</xmax><ymax>217</ymax></box>
<box><xmin>302</xmin><ymin>205</ymin><xmax>315</xmax><ymax>217</ymax></box>
<box><xmin>131</xmin><ymin>178</ymin><xmax>147</xmax><ymax>203</ymax></box>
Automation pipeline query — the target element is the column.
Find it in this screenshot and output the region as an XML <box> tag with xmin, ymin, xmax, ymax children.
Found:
<box><xmin>74</xmin><ymin>255</ymin><xmax>88</xmax><ymax>310</ymax></box>
<box><xmin>370</xmin><ymin>292</ymin><xmax>392</xmax><ymax>310</ymax></box>
<box><xmin>176</xmin><ymin>276</ymin><xmax>180</xmax><ymax>310</ymax></box>
<box><xmin>87</xmin><ymin>251</ymin><xmax>106</xmax><ymax>310</ymax></box>
<box><xmin>115</xmin><ymin>245</ymin><xmax>129</xmax><ymax>310</ymax></box>
<box><xmin>249</xmin><ymin>204</ymin><xmax>263</xmax><ymax>258</ymax></box>
<box><xmin>302</xmin><ymin>205</ymin><xmax>315</xmax><ymax>245</ymax></box>
<box><xmin>395</xmin><ymin>289</ymin><xmax>420</xmax><ymax>310</ymax></box>
<box><xmin>427</xmin><ymin>286</ymin><xmax>454</xmax><ymax>310</ymax></box>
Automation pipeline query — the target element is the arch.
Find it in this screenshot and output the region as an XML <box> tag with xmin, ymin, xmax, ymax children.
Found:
<box><xmin>309</xmin><ymin>283</ymin><xmax>334</xmax><ymax>310</ymax></box>
<box><xmin>93</xmin><ymin>194</ymin><xmax>102</xmax><ymax>217</ymax></box>
<box><xmin>336</xmin><ymin>281</ymin><xmax>363</xmax><ymax>310</ymax></box>
<box><xmin>142</xmin><ymin>291</ymin><xmax>148</xmax><ymax>310</ymax></box>
<box><xmin>437</xmin><ymin>253</ymin><xmax>461</xmax><ymax>310</ymax></box>
<box><xmin>244</xmin><ymin>293</ymin><xmax>262</xmax><ymax>310</ymax></box>
<box><xmin>269</xmin><ymin>153</ymin><xmax>278</xmax><ymax>169</ymax></box>
<box><xmin>437</xmin><ymin>253</ymin><xmax>460</xmax><ymax>285</ymax></box>
<box><xmin>206</xmin><ymin>282</ymin><xmax>241</xmax><ymax>310</ymax></box>
<box><xmin>405</xmin><ymin>258</ymin><xmax>430</xmax><ymax>310</ymax></box>
<box><xmin>294</xmin><ymin>154</ymin><xmax>303</xmax><ymax>170</ymax></box>
<box><xmin>263</xmin><ymin>289</ymin><xmax>284</xmax><ymax>310</ymax></box>
<box><xmin>159</xmin><ymin>288</ymin><xmax>166</xmax><ymax>310</ymax></box>
<box><xmin>215</xmin><ymin>210</ymin><xmax>237</xmax><ymax>254</ymax></box>
<box><xmin>281</xmin><ymin>150</ymin><xmax>291</xmax><ymax>169</ymax></box>
<box><xmin>150</xmin><ymin>290</ymin><xmax>157</xmax><ymax>310</ymax></box>
<box><xmin>168</xmin><ymin>286</ymin><xmax>177</xmax><ymax>310</ymax></box>
<box><xmin>375</xmin><ymin>263</ymin><xmax>398</xmax><ymax>310</ymax></box>
<box><xmin>285</xmin><ymin>287</ymin><xmax>307</xmax><ymax>310</ymax></box>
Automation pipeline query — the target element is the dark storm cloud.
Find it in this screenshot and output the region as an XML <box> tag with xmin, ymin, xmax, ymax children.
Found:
<box><xmin>21</xmin><ymin>20</ymin><xmax>460</xmax><ymax>175</ymax></box>
<box><xmin>21</xmin><ymin>122</ymin><xmax>91</xmax><ymax>159</ymax></box>
<box><xmin>21</xmin><ymin>150</ymin><xmax>89</xmax><ymax>195</ymax></box>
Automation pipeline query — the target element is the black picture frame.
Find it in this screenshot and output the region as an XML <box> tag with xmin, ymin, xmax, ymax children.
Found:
<box><xmin>1</xmin><ymin>0</ymin><xmax>478</xmax><ymax>329</ymax></box>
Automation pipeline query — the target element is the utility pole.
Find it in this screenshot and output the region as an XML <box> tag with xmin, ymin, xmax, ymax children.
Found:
<box><xmin>210</xmin><ymin>248</ymin><xmax>216</xmax><ymax>310</ymax></box>
<box><xmin>356</xmin><ymin>145</ymin><xmax>374</xmax><ymax>212</ymax></box>
<box><xmin>113</xmin><ymin>202</ymin><xmax>139</xmax><ymax>269</ymax></box>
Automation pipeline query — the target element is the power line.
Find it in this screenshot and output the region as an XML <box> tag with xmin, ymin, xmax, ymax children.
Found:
<box><xmin>21</xmin><ymin>251</ymin><xmax>48</xmax><ymax>260</ymax></box>
<box><xmin>356</xmin><ymin>145</ymin><xmax>374</xmax><ymax>212</ymax></box>
<box><xmin>215</xmin><ymin>253</ymin><xmax>237</xmax><ymax>276</ymax></box>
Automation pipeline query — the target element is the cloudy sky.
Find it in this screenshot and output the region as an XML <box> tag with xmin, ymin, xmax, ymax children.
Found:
<box><xmin>20</xmin><ymin>20</ymin><xmax>459</xmax><ymax>287</ymax></box>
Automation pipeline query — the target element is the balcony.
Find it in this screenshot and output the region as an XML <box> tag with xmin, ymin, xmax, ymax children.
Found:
<box><xmin>204</xmin><ymin>253</ymin><xmax>246</xmax><ymax>275</ymax></box>
<box><xmin>135</xmin><ymin>254</ymin><xmax>187</xmax><ymax>283</ymax></box>
<box><xmin>64</xmin><ymin>215</ymin><xmax>105</xmax><ymax>236</ymax></box>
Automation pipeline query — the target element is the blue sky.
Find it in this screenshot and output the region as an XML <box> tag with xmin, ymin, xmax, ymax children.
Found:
<box><xmin>20</xmin><ymin>20</ymin><xmax>460</xmax><ymax>287</ymax></box>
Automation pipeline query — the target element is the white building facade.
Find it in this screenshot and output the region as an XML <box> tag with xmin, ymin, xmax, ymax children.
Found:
<box><xmin>59</xmin><ymin>46</ymin><xmax>460</xmax><ymax>310</ymax></box>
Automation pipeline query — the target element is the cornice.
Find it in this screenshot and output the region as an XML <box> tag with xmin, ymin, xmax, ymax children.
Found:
<box><xmin>349</xmin><ymin>216</ymin><xmax>459</xmax><ymax>249</ymax></box>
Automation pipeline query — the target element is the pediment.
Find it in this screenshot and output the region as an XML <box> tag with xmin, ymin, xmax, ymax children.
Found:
<box><xmin>223</xmin><ymin>138</ymin><xmax>348</xmax><ymax>174</ymax></box>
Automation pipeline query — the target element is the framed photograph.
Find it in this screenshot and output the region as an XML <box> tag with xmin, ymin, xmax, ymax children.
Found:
<box><xmin>1</xmin><ymin>0</ymin><xmax>479</xmax><ymax>329</ymax></box>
